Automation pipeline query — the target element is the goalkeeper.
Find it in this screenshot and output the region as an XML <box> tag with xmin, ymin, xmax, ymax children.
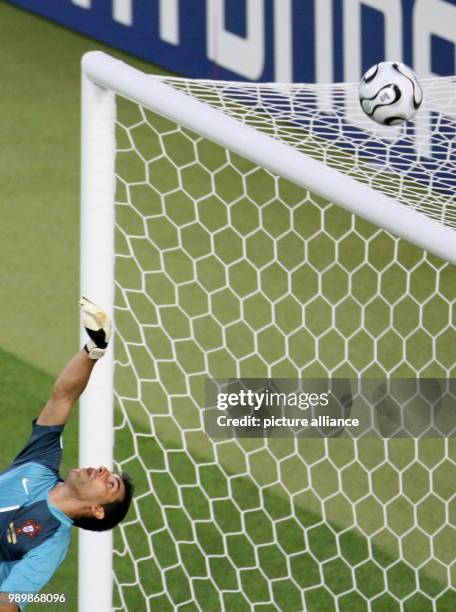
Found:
<box><xmin>0</xmin><ymin>299</ymin><xmax>134</xmax><ymax>611</ymax></box>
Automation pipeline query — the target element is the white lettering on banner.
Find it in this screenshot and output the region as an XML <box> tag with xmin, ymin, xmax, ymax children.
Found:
<box><xmin>160</xmin><ymin>0</ymin><xmax>180</xmax><ymax>45</ymax></box>
<box><xmin>342</xmin><ymin>0</ymin><xmax>403</xmax><ymax>144</ymax></box>
<box><xmin>71</xmin><ymin>0</ymin><xmax>90</xmax><ymax>7</ymax></box>
<box><xmin>315</xmin><ymin>0</ymin><xmax>334</xmax><ymax>111</ymax></box>
<box><xmin>113</xmin><ymin>0</ymin><xmax>133</xmax><ymax>26</ymax></box>
<box><xmin>413</xmin><ymin>0</ymin><xmax>456</xmax><ymax>78</ymax></box>
<box><xmin>71</xmin><ymin>0</ymin><xmax>132</xmax><ymax>25</ymax></box>
<box><xmin>273</xmin><ymin>0</ymin><xmax>292</xmax><ymax>82</ymax></box>
<box><xmin>413</xmin><ymin>0</ymin><xmax>456</xmax><ymax>158</ymax></box>
<box><xmin>206</xmin><ymin>0</ymin><xmax>265</xmax><ymax>80</ymax></box>
<box><xmin>70</xmin><ymin>0</ymin><xmax>453</xmax><ymax>89</ymax></box>
<box><xmin>343</xmin><ymin>0</ymin><xmax>403</xmax><ymax>83</ymax></box>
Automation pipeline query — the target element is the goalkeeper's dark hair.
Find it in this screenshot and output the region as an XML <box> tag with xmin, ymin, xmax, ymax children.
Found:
<box><xmin>73</xmin><ymin>472</ymin><xmax>134</xmax><ymax>532</ymax></box>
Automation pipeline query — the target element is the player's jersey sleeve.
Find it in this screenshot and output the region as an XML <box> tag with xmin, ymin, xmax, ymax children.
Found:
<box><xmin>9</xmin><ymin>420</ymin><xmax>64</xmax><ymax>474</ymax></box>
<box><xmin>0</xmin><ymin>527</ymin><xmax>70</xmax><ymax>610</ymax></box>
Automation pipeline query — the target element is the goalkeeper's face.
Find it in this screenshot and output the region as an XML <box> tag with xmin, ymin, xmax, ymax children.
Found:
<box><xmin>66</xmin><ymin>466</ymin><xmax>125</xmax><ymax>506</ymax></box>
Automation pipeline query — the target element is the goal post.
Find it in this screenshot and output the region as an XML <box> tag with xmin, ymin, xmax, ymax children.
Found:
<box><xmin>78</xmin><ymin>65</ymin><xmax>116</xmax><ymax>611</ymax></box>
<box><xmin>79</xmin><ymin>50</ymin><xmax>455</xmax><ymax>611</ymax></box>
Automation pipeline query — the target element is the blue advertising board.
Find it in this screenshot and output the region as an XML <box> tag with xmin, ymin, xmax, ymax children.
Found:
<box><xmin>5</xmin><ymin>0</ymin><xmax>456</xmax><ymax>82</ymax></box>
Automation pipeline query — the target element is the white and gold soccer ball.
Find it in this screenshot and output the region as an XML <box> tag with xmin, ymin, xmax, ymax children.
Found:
<box><xmin>359</xmin><ymin>61</ymin><xmax>423</xmax><ymax>126</ymax></box>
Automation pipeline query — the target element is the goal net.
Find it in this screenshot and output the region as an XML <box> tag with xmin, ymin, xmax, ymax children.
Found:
<box><xmin>79</xmin><ymin>52</ymin><xmax>456</xmax><ymax>611</ymax></box>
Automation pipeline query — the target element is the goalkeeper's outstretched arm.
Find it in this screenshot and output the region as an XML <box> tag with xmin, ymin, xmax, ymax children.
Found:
<box><xmin>37</xmin><ymin>298</ymin><xmax>111</xmax><ymax>427</ymax></box>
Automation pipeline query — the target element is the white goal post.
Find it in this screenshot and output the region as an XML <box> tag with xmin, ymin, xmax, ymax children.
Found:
<box><xmin>79</xmin><ymin>51</ymin><xmax>455</xmax><ymax>611</ymax></box>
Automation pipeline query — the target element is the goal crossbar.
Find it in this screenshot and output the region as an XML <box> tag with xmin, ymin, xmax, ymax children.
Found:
<box><xmin>82</xmin><ymin>51</ymin><xmax>456</xmax><ymax>264</ymax></box>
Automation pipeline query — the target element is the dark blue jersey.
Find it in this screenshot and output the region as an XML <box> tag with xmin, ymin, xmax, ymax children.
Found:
<box><xmin>0</xmin><ymin>420</ymin><xmax>72</xmax><ymax>608</ymax></box>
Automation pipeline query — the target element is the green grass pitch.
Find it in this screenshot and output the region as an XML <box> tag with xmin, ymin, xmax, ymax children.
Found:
<box><xmin>0</xmin><ymin>3</ymin><xmax>455</xmax><ymax>611</ymax></box>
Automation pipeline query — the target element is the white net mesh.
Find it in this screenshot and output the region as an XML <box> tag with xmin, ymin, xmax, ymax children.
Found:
<box><xmin>162</xmin><ymin>76</ymin><xmax>456</xmax><ymax>228</ymax></box>
<box><xmin>109</xmin><ymin>81</ymin><xmax>456</xmax><ymax>611</ymax></box>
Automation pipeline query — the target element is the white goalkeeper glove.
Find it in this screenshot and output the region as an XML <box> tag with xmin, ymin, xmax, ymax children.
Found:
<box><xmin>80</xmin><ymin>296</ymin><xmax>112</xmax><ymax>360</ymax></box>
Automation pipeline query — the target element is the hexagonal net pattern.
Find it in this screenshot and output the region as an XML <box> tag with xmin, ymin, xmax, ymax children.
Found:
<box><xmin>111</xmin><ymin>95</ymin><xmax>456</xmax><ymax>611</ymax></box>
<box><xmin>161</xmin><ymin>75</ymin><xmax>456</xmax><ymax>229</ymax></box>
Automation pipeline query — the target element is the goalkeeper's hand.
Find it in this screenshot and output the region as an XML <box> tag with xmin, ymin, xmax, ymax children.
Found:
<box><xmin>80</xmin><ymin>296</ymin><xmax>112</xmax><ymax>360</ymax></box>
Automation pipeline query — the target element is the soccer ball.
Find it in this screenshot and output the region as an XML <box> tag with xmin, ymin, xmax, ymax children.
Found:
<box><xmin>359</xmin><ymin>61</ymin><xmax>423</xmax><ymax>126</ymax></box>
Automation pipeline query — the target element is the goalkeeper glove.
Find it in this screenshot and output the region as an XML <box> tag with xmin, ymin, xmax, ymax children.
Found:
<box><xmin>80</xmin><ymin>296</ymin><xmax>112</xmax><ymax>360</ymax></box>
